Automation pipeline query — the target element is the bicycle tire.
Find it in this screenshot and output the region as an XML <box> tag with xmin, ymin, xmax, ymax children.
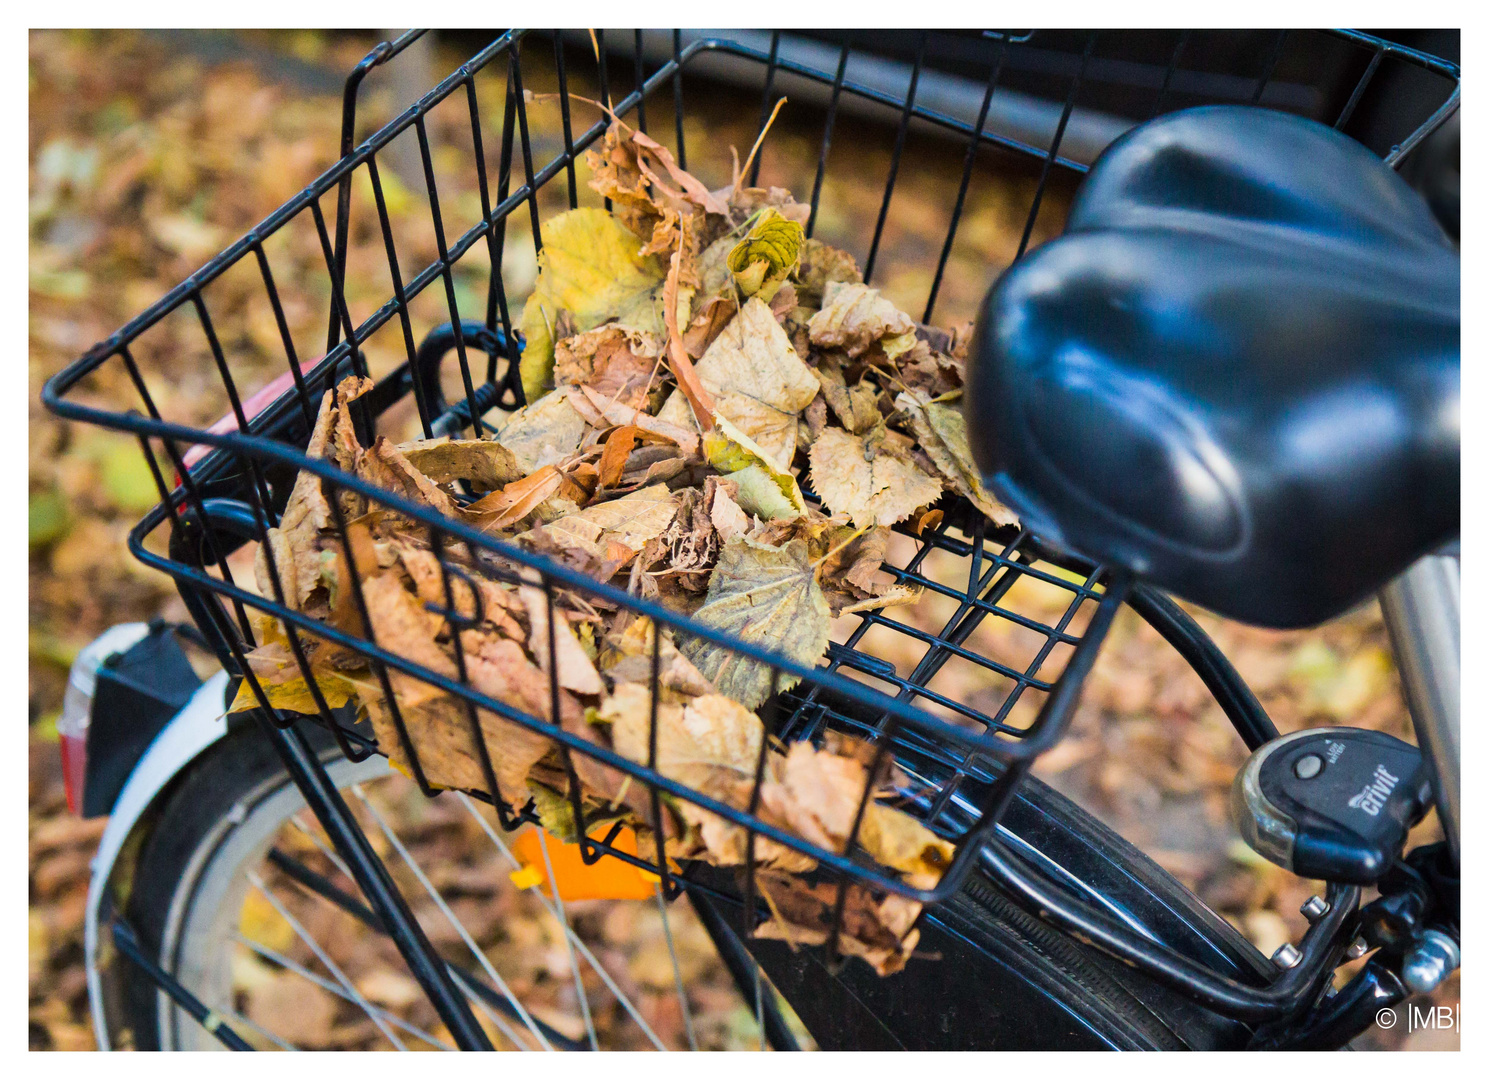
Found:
<box><xmin>108</xmin><ymin>722</ymin><xmax>1259</xmax><ymax>1050</ymax></box>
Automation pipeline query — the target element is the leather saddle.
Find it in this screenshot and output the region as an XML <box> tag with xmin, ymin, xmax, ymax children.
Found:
<box><xmin>966</xmin><ymin>105</ymin><xmax>1459</xmax><ymax>628</ymax></box>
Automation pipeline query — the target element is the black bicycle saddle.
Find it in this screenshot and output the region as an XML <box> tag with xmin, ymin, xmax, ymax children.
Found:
<box><xmin>966</xmin><ymin>105</ymin><xmax>1459</xmax><ymax>629</ymax></box>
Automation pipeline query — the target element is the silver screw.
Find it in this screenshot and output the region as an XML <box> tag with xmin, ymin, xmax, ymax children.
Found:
<box><xmin>1345</xmin><ymin>937</ymin><xmax>1369</xmax><ymax>960</ymax></box>
<box><xmin>1272</xmin><ymin>943</ymin><xmax>1302</xmax><ymax>969</ymax></box>
<box><xmin>1402</xmin><ymin>930</ymin><xmax>1460</xmax><ymax>995</ymax></box>
<box><xmin>1300</xmin><ymin>895</ymin><xmax>1330</xmax><ymax>922</ymax></box>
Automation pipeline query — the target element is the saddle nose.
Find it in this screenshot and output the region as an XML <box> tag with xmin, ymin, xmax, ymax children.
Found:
<box><xmin>966</xmin><ymin>106</ymin><xmax>1458</xmax><ymax>629</ymax></box>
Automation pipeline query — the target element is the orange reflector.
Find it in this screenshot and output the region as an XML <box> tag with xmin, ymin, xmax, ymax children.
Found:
<box><xmin>510</xmin><ymin>826</ymin><xmax>665</xmax><ymax>901</ymax></box>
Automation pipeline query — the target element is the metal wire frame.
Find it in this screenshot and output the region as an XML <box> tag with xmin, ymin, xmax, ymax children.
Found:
<box><xmin>45</xmin><ymin>27</ymin><xmax>1460</xmax><ymax>1043</ymax></box>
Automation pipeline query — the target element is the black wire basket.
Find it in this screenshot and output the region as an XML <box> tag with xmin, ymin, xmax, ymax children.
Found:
<box><xmin>45</xmin><ymin>28</ymin><xmax>1459</xmax><ymax>986</ymax></box>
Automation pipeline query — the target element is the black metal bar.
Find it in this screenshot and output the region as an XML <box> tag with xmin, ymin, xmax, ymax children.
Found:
<box><xmin>684</xmin><ymin>885</ymin><xmax>800</xmax><ymax>1051</ymax></box>
<box><xmin>1151</xmin><ymin>30</ymin><xmax>1190</xmax><ymax>118</ymax></box>
<box><xmin>111</xmin><ymin>918</ymin><xmax>255</xmax><ymax>1050</ymax></box>
<box><xmin>1335</xmin><ymin>46</ymin><xmax>1385</xmax><ymax>130</ymax></box>
<box><xmin>1016</xmin><ymin>32</ymin><xmax>1097</xmax><ymax>261</ymax></box>
<box><xmin>806</xmin><ymin>42</ymin><xmax>850</xmax><ymax>239</ymax></box>
<box><xmin>264</xmin><ymin>846</ymin><xmax>589</xmax><ymax>1050</ymax></box>
<box><xmin>749</xmin><ymin>32</ymin><xmax>781</xmax><ymax>187</ymax></box>
<box><xmin>327</xmin><ymin>30</ymin><xmax>430</xmax><ymax>355</ymax></box>
<box><xmin>633</xmin><ymin>30</ymin><xmax>648</xmax><ymax>132</ymax></box>
<box><xmin>1251</xmin><ymin>30</ymin><xmax>1289</xmax><ymax>105</ymax></box>
<box><xmin>672</xmin><ymin>30</ymin><xmax>687</xmax><ymax>169</ymax></box>
<box><xmin>980</xmin><ymin>844</ymin><xmax>1358</xmax><ymax>1022</ymax></box>
<box><xmin>865</xmin><ymin>32</ymin><xmax>927</xmax><ymax>284</ymax></box>
<box><xmin>1126</xmin><ymin>585</ymin><xmax>1279</xmax><ymax>751</ymax></box>
<box><xmin>250</xmin><ymin>717</ymin><xmax>494</xmax><ymax>1049</ymax></box>
<box><xmin>925</xmin><ymin>38</ymin><xmax>1006</xmax><ymax>325</ymax></box>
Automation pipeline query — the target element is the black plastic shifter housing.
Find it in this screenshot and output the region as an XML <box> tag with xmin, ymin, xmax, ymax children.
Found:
<box><xmin>1232</xmin><ymin>727</ymin><xmax>1432</xmax><ymax>884</ymax></box>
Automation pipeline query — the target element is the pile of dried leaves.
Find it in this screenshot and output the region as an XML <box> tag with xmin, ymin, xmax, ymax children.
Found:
<box><xmin>234</xmin><ymin>119</ymin><xmax>1014</xmax><ymax>975</ymax></box>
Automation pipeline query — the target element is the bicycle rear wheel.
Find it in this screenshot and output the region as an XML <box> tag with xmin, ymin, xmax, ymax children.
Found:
<box><xmin>106</xmin><ymin>721</ymin><xmax>1260</xmax><ymax>1050</ymax></box>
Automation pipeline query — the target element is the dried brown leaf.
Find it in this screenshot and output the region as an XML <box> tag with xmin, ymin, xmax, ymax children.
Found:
<box><xmin>807</xmin><ymin>425</ymin><xmax>942</xmax><ymax>529</ymax></box>
<box><xmin>807</xmin><ymin>281</ymin><xmax>915</xmax><ymax>357</ymax></box>
<box><xmin>896</xmin><ymin>390</ymin><xmax>1018</xmax><ymax>527</ymax></box>
<box><xmin>679</xmin><ymin>536</ymin><xmax>830</xmax><ymax>710</ymax></box>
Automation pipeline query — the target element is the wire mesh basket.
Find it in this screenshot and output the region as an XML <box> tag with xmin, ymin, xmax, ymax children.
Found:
<box><xmin>45</xmin><ymin>28</ymin><xmax>1460</xmax><ymax>975</ymax></box>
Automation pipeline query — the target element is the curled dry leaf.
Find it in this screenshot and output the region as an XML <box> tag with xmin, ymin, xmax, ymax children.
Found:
<box><xmin>813</xmin><ymin>356</ymin><xmax>883</xmax><ymax>434</ymax></box>
<box><xmin>518</xmin><ymin>585</ymin><xmax>606</xmax><ymax>696</ymax></box>
<box><xmin>726</xmin><ymin>208</ymin><xmax>803</xmax><ymax>302</ymax></box>
<box><xmin>807</xmin><ymin>425</ymin><xmax>943</xmax><ymax>529</ymax></box>
<box><xmin>598</xmin><ymin>616</ymin><xmax>715</xmax><ymax>700</ymax></box>
<box><xmin>793</xmin><ymin>237</ymin><xmax>863</xmax><ymax>307</ymax></box>
<box><xmin>679</xmin><ymin>535</ymin><xmax>830</xmax><ymax>710</ymax></box>
<box><xmin>571</xmin><ymin>384</ymin><xmax>699</xmax><ymax>457</ymax></box>
<box><xmin>468</xmin><ymin>465</ymin><xmax>565</xmax><ymax>533</ymax></box>
<box><xmin>254</xmin><ymin>376</ymin><xmax>371</xmax><ymax>609</ymax></box>
<box><xmin>895</xmin><ymin>390</ymin><xmax>1019</xmax><ymax>527</ymax></box>
<box><xmin>752</xmin><ymin>872</ymin><xmax>922</xmax><ymax>976</ymax></box>
<box><xmin>807</xmin><ymin>281</ymin><xmax>915</xmax><ymax>357</ymax></box>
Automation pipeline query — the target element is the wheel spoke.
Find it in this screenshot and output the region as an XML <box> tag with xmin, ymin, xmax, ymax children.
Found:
<box><xmin>211</xmin><ymin>1000</ymin><xmax>301</xmax><ymax>1051</ymax></box>
<box><xmin>456</xmin><ymin>793</ymin><xmax>670</xmax><ymax>1050</ymax></box>
<box><xmin>233</xmin><ymin>933</ymin><xmax>455</xmax><ymax>1050</ymax></box>
<box><xmin>535</xmin><ymin>828</ymin><xmax>599</xmax><ymax>1050</ymax></box>
<box><xmin>245</xmin><ymin>871</ymin><xmax>408</xmax><ymax>1050</ymax></box>
<box><xmin>656</xmin><ymin>885</ymin><xmax>699</xmax><ymax>1050</ymax></box>
<box><xmin>350</xmin><ymin>784</ymin><xmax>554</xmax><ymax>1051</ymax></box>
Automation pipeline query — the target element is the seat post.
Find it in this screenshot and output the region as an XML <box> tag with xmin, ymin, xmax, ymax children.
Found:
<box><xmin>1379</xmin><ymin>553</ymin><xmax>1460</xmax><ymax>860</ymax></box>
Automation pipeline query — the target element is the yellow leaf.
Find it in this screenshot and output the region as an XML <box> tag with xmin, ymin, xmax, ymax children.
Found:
<box><xmin>517</xmin><ymin>208</ymin><xmax>667</xmax><ymax>402</ymax></box>
<box><xmin>702</xmin><ymin>415</ymin><xmax>807</xmax><ymax>515</ymax></box>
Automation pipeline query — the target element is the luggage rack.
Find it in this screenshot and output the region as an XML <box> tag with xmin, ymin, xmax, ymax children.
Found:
<box><xmin>44</xmin><ymin>28</ymin><xmax>1458</xmax><ymax>1045</ymax></box>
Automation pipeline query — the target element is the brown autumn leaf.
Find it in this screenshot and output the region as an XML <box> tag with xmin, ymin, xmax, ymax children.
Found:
<box><xmin>598</xmin><ymin>615</ymin><xmax>716</xmax><ymax>700</ymax></box>
<box><xmin>355</xmin><ymin>436</ymin><xmax>459</xmax><ymax>518</ymax></box>
<box><xmin>568</xmin><ymin>383</ymin><xmax>700</xmax><ymax>457</ymax></box>
<box><xmin>597</xmin><ymin>425</ymin><xmax>640</xmax><ymax>488</ymax></box>
<box><xmin>813</xmin><ymin>356</ymin><xmax>882</xmax><ymax>434</ymax></box>
<box><xmin>492</xmin><ymin>389</ymin><xmax>590</xmax><ymax>474</ymax></box>
<box><xmin>398</xmin><ymin>436</ymin><xmax>526</xmax><ymax>493</ymax></box>
<box><xmin>659</xmin><ymin>298</ymin><xmax>820</xmax><ymax>471</ymax></box>
<box><xmin>895</xmin><ymin>390</ymin><xmax>1019</xmax><ymax>527</ymax></box>
<box><xmin>752</xmin><ymin>871</ymin><xmax>922</xmax><ymax>976</ymax></box>
<box><xmin>793</xmin><ymin>237</ymin><xmax>863</xmax><ymax>307</ymax></box>
<box><xmin>807</xmin><ymin>424</ymin><xmax>943</xmax><ymax>529</ymax></box>
<box><xmin>468</xmin><ymin>466</ymin><xmax>565</xmax><ymax>532</ymax></box>
<box><xmin>517</xmin><ymin>585</ymin><xmax>605</xmax><ymax>696</ymax></box>
<box><xmin>807</xmin><ymin>281</ymin><xmax>916</xmax><ymax>357</ymax></box>
<box><xmin>553</xmin><ymin>324</ymin><xmax>662</xmax><ymax>411</ymax></box>
<box><xmin>254</xmin><ymin>375</ymin><xmax>371</xmax><ymax>609</ymax></box>
<box><xmin>526</xmin><ymin>483</ymin><xmax>679</xmax><ymax>560</ymax></box>
<box><xmin>679</xmin><ymin>535</ymin><xmax>831</xmax><ymax>710</ymax></box>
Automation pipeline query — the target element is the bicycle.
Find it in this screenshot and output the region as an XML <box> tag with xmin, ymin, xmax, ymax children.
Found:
<box><xmin>41</xmin><ymin>29</ymin><xmax>1459</xmax><ymax>1050</ymax></box>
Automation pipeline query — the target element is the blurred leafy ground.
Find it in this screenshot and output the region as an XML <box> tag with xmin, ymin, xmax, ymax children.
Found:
<box><xmin>29</xmin><ymin>29</ymin><xmax>1455</xmax><ymax>1050</ymax></box>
